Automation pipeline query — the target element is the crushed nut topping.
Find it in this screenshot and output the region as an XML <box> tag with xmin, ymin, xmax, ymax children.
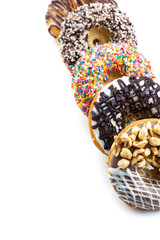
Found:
<box><xmin>133</xmin><ymin>149</ymin><xmax>144</xmax><ymax>157</ymax></box>
<box><xmin>113</xmin><ymin>143</ymin><xmax>121</xmax><ymax>157</ymax></box>
<box><xmin>138</xmin><ymin>126</ymin><xmax>148</xmax><ymax>141</ymax></box>
<box><xmin>131</xmin><ymin>155</ymin><xmax>144</xmax><ymax>166</ymax></box>
<box><xmin>153</xmin><ymin>121</ymin><xmax>160</xmax><ymax>135</ymax></box>
<box><xmin>152</xmin><ymin>158</ymin><xmax>160</xmax><ymax>168</ymax></box>
<box><xmin>145</xmin><ymin>121</ymin><xmax>152</xmax><ymax>130</ymax></box>
<box><xmin>118</xmin><ymin>159</ymin><xmax>130</xmax><ymax>169</ymax></box>
<box><xmin>150</xmin><ymin>147</ymin><xmax>158</xmax><ymax>155</ymax></box>
<box><xmin>129</xmin><ymin>135</ymin><xmax>136</xmax><ymax>142</ymax></box>
<box><xmin>120</xmin><ymin>148</ymin><xmax>132</xmax><ymax>160</ymax></box>
<box><xmin>136</xmin><ymin>158</ymin><xmax>146</xmax><ymax>168</ymax></box>
<box><xmin>115</xmin><ymin>121</ymin><xmax>160</xmax><ymax>170</ymax></box>
<box><xmin>143</xmin><ymin>148</ymin><xmax>151</xmax><ymax>157</ymax></box>
<box><xmin>149</xmin><ymin>137</ymin><xmax>160</xmax><ymax>146</ymax></box>
<box><xmin>132</xmin><ymin>140</ymin><xmax>148</xmax><ymax>149</ymax></box>
<box><xmin>132</xmin><ymin>126</ymin><xmax>140</xmax><ymax>138</ymax></box>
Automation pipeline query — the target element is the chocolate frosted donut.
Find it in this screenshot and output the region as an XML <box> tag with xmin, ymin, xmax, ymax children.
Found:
<box><xmin>108</xmin><ymin>119</ymin><xmax>160</xmax><ymax>210</ymax></box>
<box><xmin>45</xmin><ymin>0</ymin><xmax>117</xmax><ymax>39</ymax></box>
<box><xmin>89</xmin><ymin>77</ymin><xmax>160</xmax><ymax>154</ymax></box>
<box><xmin>59</xmin><ymin>3</ymin><xmax>137</xmax><ymax>67</ymax></box>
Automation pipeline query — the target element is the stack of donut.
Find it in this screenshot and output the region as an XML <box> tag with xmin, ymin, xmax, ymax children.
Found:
<box><xmin>45</xmin><ymin>0</ymin><xmax>160</xmax><ymax>210</ymax></box>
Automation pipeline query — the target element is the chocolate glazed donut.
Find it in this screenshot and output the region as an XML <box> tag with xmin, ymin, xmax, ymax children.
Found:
<box><xmin>45</xmin><ymin>0</ymin><xmax>118</xmax><ymax>39</ymax></box>
<box><xmin>108</xmin><ymin>119</ymin><xmax>160</xmax><ymax>210</ymax></box>
<box><xmin>89</xmin><ymin>77</ymin><xmax>160</xmax><ymax>154</ymax></box>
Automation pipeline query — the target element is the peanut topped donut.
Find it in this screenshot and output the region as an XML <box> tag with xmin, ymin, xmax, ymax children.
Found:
<box><xmin>45</xmin><ymin>0</ymin><xmax>118</xmax><ymax>39</ymax></box>
<box><xmin>108</xmin><ymin>119</ymin><xmax>160</xmax><ymax>210</ymax></box>
<box><xmin>59</xmin><ymin>3</ymin><xmax>137</xmax><ymax>68</ymax></box>
<box><xmin>71</xmin><ymin>43</ymin><xmax>154</xmax><ymax>116</ymax></box>
<box><xmin>89</xmin><ymin>77</ymin><xmax>160</xmax><ymax>154</ymax></box>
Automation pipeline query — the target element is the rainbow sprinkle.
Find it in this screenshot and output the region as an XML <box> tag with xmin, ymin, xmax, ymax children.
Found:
<box><xmin>71</xmin><ymin>42</ymin><xmax>155</xmax><ymax>116</ymax></box>
<box><xmin>125</xmin><ymin>114</ymin><xmax>137</xmax><ymax>125</ymax></box>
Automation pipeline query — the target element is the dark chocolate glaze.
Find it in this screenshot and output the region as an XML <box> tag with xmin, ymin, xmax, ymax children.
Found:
<box><xmin>46</xmin><ymin>14</ymin><xmax>63</xmax><ymax>26</ymax></box>
<box><xmin>77</xmin><ymin>0</ymin><xmax>85</xmax><ymax>5</ymax></box>
<box><xmin>46</xmin><ymin>0</ymin><xmax>118</xmax><ymax>38</ymax></box>
<box><xmin>91</xmin><ymin>77</ymin><xmax>160</xmax><ymax>150</ymax></box>
<box><xmin>59</xmin><ymin>3</ymin><xmax>137</xmax><ymax>66</ymax></box>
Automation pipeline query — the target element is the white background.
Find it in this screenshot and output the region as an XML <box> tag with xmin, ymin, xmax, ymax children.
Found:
<box><xmin>0</xmin><ymin>0</ymin><xmax>160</xmax><ymax>239</ymax></box>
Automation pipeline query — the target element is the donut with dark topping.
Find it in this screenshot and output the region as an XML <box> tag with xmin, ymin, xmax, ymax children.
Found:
<box><xmin>89</xmin><ymin>77</ymin><xmax>160</xmax><ymax>154</ymax></box>
<box><xmin>59</xmin><ymin>3</ymin><xmax>137</xmax><ymax>67</ymax></box>
<box><xmin>45</xmin><ymin>0</ymin><xmax>117</xmax><ymax>39</ymax></box>
<box><xmin>72</xmin><ymin>43</ymin><xmax>154</xmax><ymax>116</ymax></box>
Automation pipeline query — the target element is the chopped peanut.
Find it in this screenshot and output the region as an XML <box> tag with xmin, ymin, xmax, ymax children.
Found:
<box><xmin>118</xmin><ymin>159</ymin><xmax>130</xmax><ymax>169</ymax></box>
<box><xmin>138</xmin><ymin>126</ymin><xmax>148</xmax><ymax>141</ymax></box>
<box><xmin>120</xmin><ymin>148</ymin><xmax>132</xmax><ymax>160</ymax></box>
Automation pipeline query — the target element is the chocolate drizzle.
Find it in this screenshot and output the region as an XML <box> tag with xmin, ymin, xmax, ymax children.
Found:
<box><xmin>109</xmin><ymin>120</ymin><xmax>160</xmax><ymax>210</ymax></box>
<box><xmin>91</xmin><ymin>77</ymin><xmax>160</xmax><ymax>150</ymax></box>
<box><xmin>59</xmin><ymin>3</ymin><xmax>137</xmax><ymax>67</ymax></box>
<box><xmin>45</xmin><ymin>0</ymin><xmax>117</xmax><ymax>39</ymax></box>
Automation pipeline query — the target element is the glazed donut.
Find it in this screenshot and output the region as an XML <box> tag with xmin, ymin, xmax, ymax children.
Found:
<box><xmin>71</xmin><ymin>43</ymin><xmax>154</xmax><ymax>116</ymax></box>
<box><xmin>59</xmin><ymin>3</ymin><xmax>137</xmax><ymax>67</ymax></box>
<box><xmin>45</xmin><ymin>0</ymin><xmax>117</xmax><ymax>39</ymax></box>
<box><xmin>88</xmin><ymin>76</ymin><xmax>160</xmax><ymax>154</ymax></box>
<box><xmin>108</xmin><ymin>118</ymin><xmax>160</xmax><ymax>210</ymax></box>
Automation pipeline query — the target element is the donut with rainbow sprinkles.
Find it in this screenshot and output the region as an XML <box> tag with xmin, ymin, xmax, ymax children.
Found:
<box><xmin>71</xmin><ymin>42</ymin><xmax>155</xmax><ymax>116</ymax></box>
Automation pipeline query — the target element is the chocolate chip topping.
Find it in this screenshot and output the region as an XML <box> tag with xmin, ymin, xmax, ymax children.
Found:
<box><xmin>59</xmin><ymin>3</ymin><xmax>137</xmax><ymax>66</ymax></box>
<box><xmin>91</xmin><ymin>77</ymin><xmax>160</xmax><ymax>150</ymax></box>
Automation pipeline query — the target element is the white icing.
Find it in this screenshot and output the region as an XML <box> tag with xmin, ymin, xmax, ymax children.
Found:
<box><xmin>92</xmin><ymin>77</ymin><xmax>160</xmax><ymax>154</ymax></box>
<box><xmin>145</xmin><ymin>164</ymin><xmax>154</xmax><ymax>170</ymax></box>
<box><xmin>108</xmin><ymin>167</ymin><xmax>160</xmax><ymax>210</ymax></box>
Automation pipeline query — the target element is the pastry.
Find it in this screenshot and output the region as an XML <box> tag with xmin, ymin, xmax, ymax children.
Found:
<box><xmin>72</xmin><ymin>43</ymin><xmax>154</xmax><ymax>116</ymax></box>
<box><xmin>108</xmin><ymin>119</ymin><xmax>160</xmax><ymax>210</ymax></box>
<box><xmin>89</xmin><ymin>76</ymin><xmax>160</xmax><ymax>154</ymax></box>
<box><xmin>45</xmin><ymin>0</ymin><xmax>117</xmax><ymax>39</ymax></box>
<box><xmin>59</xmin><ymin>3</ymin><xmax>137</xmax><ymax>67</ymax></box>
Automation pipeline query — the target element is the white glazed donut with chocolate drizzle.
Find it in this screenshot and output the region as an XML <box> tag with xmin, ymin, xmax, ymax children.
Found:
<box><xmin>108</xmin><ymin>119</ymin><xmax>160</xmax><ymax>210</ymax></box>
<box><xmin>89</xmin><ymin>77</ymin><xmax>160</xmax><ymax>154</ymax></box>
<box><xmin>59</xmin><ymin>3</ymin><xmax>137</xmax><ymax>67</ymax></box>
<box><xmin>45</xmin><ymin>0</ymin><xmax>117</xmax><ymax>39</ymax></box>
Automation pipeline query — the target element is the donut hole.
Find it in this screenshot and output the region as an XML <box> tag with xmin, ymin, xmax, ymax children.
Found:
<box><xmin>91</xmin><ymin>77</ymin><xmax>160</xmax><ymax>150</ymax></box>
<box><xmin>88</xmin><ymin>27</ymin><xmax>111</xmax><ymax>48</ymax></box>
<box><xmin>93</xmin><ymin>39</ymin><xmax>100</xmax><ymax>46</ymax></box>
<box><xmin>125</xmin><ymin>111</ymin><xmax>150</xmax><ymax>126</ymax></box>
<box><xmin>107</xmin><ymin>71</ymin><xmax>124</xmax><ymax>83</ymax></box>
<box><xmin>102</xmin><ymin>71</ymin><xmax>124</xmax><ymax>86</ymax></box>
